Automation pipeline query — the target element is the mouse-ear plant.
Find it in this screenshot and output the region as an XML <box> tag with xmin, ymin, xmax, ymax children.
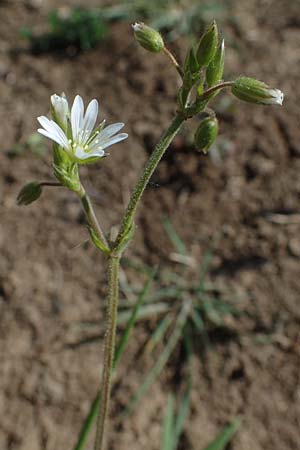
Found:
<box><xmin>18</xmin><ymin>20</ymin><xmax>284</xmax><ymax>450</ymax></box>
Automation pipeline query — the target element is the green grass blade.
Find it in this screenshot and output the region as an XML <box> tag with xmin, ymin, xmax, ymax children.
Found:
<box><xmin>202</xmin><ymin>418</ymin><xmax>241</xmax><ymax>450</ymax></box>
<box><xmin>173</xmin><ymin>380</ymin><xmax>191</xmax><ymax>448</ymax></box>
<box><xmin>117</xmin><ymin>302</ymin><xmax>171</xmax><ymax>324</ymax></box>
<box><xmin>145</xmin><ymin>314</ymin><xmax>173</xmax><ymax>354</ymax></box>
<box><xmin>114</xmin><ymin>272</ymin><xmax>155</xmax><ymax>368</ymax></box>
<box><xmin>73</xmin><ymin>393</ymin><xmax>100</xmax><ymax>450</ymax></box>
<box><xmin>124</xmin><ymin>301</ymin><xmax>191</xmax><ymax>416</ymax></box>
<box><xmin>163</xmin><ymin>216</ymin><xmax>187</xmax><ymax>256</ymax></box>
<box><xmin>162</xmin><ymin>394</ymin><xmax>176</xmax><ymax>450</ymax></box>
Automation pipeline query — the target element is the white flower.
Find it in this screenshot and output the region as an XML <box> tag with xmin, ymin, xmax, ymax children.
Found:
<box><xmin>38</xmin><ymin>94</ymin><xmax>128</xmax><ymax>162</ymax></box>
<box><xmin>263</xmin><ymin>88</ymin><xmax>284</xmax><ymax>106</ymax></box>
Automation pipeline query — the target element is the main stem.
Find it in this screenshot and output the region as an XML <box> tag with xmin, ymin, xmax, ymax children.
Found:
<box><xmin>94</xmin><ymin>254</ymin><xmax>120</xmax><ymax>450</ymax></box>
<box><xmin>114</xmin><ymin>113</ymin><xmax>185</xmax><ymax>250</ymax></box>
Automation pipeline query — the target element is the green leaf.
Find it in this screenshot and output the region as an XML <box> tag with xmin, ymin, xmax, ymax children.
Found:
<box><xmin>174</xmin><ymin>380</ymin><xmax>191</xmax><ymax>448</ymax></box>
<box><xmin>114</xmin><ymin>271</ymin><xmax>155</xmax><ymax>368</ymax></box>
<box><xmin>145</xmin><ymin>315</ymin><xmax>173</xmax><ymax>353</ymax></box>
<box><xmin>124</xmin><ymin>301</ymin><xmax>191</xmax><ymax>416</ymax></box>
<box><xmin>202</xmin><ymin>418</ymin><xmax>241</xmax><ymax>450</ymax></box>
<box><xmin>162</xmin><ymin>394</ymin><xmax>176</xmax><ymax>450</ymax></box>
<box><xmin>73</xmin><ymin>393</ymin><xmax>100</xmax><ymax>450</ymax></box>
<box><xmin>163</xmin><ymin>217</ymin><xmax>187</xmax><ymax>256</ymax></box>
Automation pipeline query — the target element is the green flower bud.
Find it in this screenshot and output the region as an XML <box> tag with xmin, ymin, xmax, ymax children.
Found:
<box><xmin>206</xmin><ymin>39</ymin><xmax>225</xmax><ymax>87</ymax></box>
<box><xmin>232</xmin><ymin>76</ymin><xmax>284</xmax><ymax>105</ymax></box>
<box><xmin>197</xmin><ymin>21</ymin><xmax>218</xmax><ymax>69</ymax></box>
<box><xmin>194</xmin><ymin>117</ymin><xmax>218</xmax><ymax>154</ymax></box>
<box><xmin>132</xmin><ymin>22</ymin><xmax>164</xmax><ymax>53</ymax></box>
<box><xmin>17</xmin><ymin>182</ymin><xmax>42</xmax><ymax>206</ymax></box>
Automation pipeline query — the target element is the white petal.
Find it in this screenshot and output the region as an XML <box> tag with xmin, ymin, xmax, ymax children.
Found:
<box><xmin>37</xmin><ymin>128</ymin><xmax>67</xmax><ymax>149</ymax></box>
<box><xmin>82</xmin><ymin>99</ymin><xmax>99</xmax><ymax>143</ymax></box>
<box><xmin>74</xmin><ymin>146</ymin><xmax>105</xmax><ymax>160</ymax></box>
<box><xmin>98</xmin><ymin>122</ymin><xmax>124</xmax><ymax>142</ymax></box>
<box><xmin>71</xmin><ymin>95</ymin><xmax>84</xmax><ymax>141</ymax></box>
<box><xmin>101</xmin><ymin>133</ymin><xmax>128</xmax><ymax>150</ymax></box>
<box><xmin>51</xmin><ymin>94</ymin><xmax>69</xmax><ymax>126</ymax></box>
<box><xmin>37</xmin><ymin>116</ymin><xmax>69</xmax><ymax>149</ymax></box>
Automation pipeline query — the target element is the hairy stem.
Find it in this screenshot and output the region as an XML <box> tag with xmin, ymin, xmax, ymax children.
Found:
<box><xmin>163</xmin><ymin>46</ymin><xmax>184</xmax><ymax>78</ymax></box>
<box><xmin>114</xmin><ymin>113</ymin><xmax>185</xmax><ymax>250</ymax></box>
<box><xmin>94</xmin><ymin>255</ymin><xmax>120</xmax><ymax>450</ymax></box>
<box><xmin>78</xmin><ymin>184</ymin><xmax>110</xmax><ymax>252</ymax></box>
<box><xmin>200</xmin><ymin>80</ymin><xmax>233</xmax><ymax>99</ymax></box>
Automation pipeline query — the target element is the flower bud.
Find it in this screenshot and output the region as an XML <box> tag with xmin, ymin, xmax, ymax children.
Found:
<box><xmin>51</xmin><ymin>93</ymin><xmax>69</xmax><ymax>131</ymax></box>
<box><xmin>196</xmin><ymin>21</ymin><xmax>218</xmax><ymax>69</ymax></box>
<box><xmin>231</xmin><ymin>77</ymin><xmax>284</xmax><ymax>105</ymax></box>
<box><xmin>206</xmin><ymin>39</ymin><xmax>225</xmax><ymax>87</ymax></box>
<box><xmin>194</xmin><ymin>117</ymin><xmax>218</xmax><ymax>154</ymax></box>
<box><xmin>132</xmin><ymin>22</ymin><xmax>164</xmax><ymax>53</ymax></box>
<box><xmin>17</xmin><ymin>182</ymin><xmax>42</xmax><ymax>206</ymax></box>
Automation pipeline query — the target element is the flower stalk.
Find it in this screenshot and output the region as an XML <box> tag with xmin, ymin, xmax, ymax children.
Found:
<box><xmin>77</xmin><ymin>184</ymin><xmax>110</xmax><ymax>253</ymax></box>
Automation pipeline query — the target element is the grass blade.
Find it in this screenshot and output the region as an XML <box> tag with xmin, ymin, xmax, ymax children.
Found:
<box><xmin>202</xmin><ymin>418</ymin><xmax>241</xmax><ymax>450</ymax></box>
<box><xmin>114</xmin><ymin>271</ymin><xmax>155</xmax><ymax>368</ymax></box>
<box><xmin>162</xmin><ymin>394</ymin><xmax>176</xmax><ymax>450</ymax></box>
<box><xmin>174</xmin><ymin>380</ymin><xmax>191</xmax><ymax>448</ymax></box>
<box><xmin>163</xmin><ymin>216</ymin><xmax>187</xmax><ymax>256</ymax></box>
<box><xmin>145</xmin><ymin>314</ymin><xmax>173</xmax><ymax>354</ymax></box>
<box><xmin>124</xmin><ymin>301</ymin><xmax>191</xmax><ymax>415</ymax></box>
<box><xmin>73</xmin><ymin>393</ymin><xmax>100</xmax><ymax>450</ymax></box>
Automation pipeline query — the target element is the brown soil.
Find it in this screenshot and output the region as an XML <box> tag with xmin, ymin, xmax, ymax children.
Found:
<box><xmin>0</xmin><ymin>1</ymin><xmax>299</xmax><ymax>450</ymax></box>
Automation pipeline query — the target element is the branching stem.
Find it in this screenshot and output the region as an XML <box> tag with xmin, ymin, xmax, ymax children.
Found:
<box><xmin>114</xmin><ymin>113</ymin><xmax>185</xmax><ymax>249</ymax></box>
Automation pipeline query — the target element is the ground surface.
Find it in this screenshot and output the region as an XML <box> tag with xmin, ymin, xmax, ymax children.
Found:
<box><xmin>0</xmin><ymin>1</ymin><xmax>299</xmax><ymax>449</ymax></box>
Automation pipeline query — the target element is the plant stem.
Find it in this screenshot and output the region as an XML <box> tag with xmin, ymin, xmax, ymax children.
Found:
<box><xmin>78</xmin><ymin>184</ymin><xmax>110</xmax><ymax>251</ymax></box>
<box><xmin>163</xmin><ymin>46</ymin><xmax>184</xmax><ymax>78</ymax></box>
<box><xmin>39</xmin><ymin>181</ymin><xmax>62</xmax><ymax>187</ymax></box>
<box><xmin>114</xmin><ymin>113</ymin><xmax>185</xmax><ymax>249</ymax></box>
<box><xmin>94</xmin><ymin>254</ymin><xmax>120</xmax><ymax>450</ymax></box>
<box><xmin>200</xmin><ymin>80</ymin><xmax>233</xmax><ymax>99</ymax></box>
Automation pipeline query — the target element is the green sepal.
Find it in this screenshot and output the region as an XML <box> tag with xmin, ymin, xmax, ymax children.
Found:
<box><xmin>88</xmin><ymin>227</ymin><xmax>111</xmax><ymax>256</ymax></box>
<box><xmin>53</xmin><ymin>162</ymin><xmax>81</xmax><ymax>192</ymax></box>
<box><xmin>52</xmin><ymin>142</ymin><xmax>72</xmax><ymax>167</ymax></box>
<box><xmin>194</xmin><ymin>116</ymin><xmax>218</xmax><ymax>154</ymax></box>
<box><xmin>184</xmin><ymin>45</ymin><xmax>199</xmax><ymax>75</ymax></box>
<box><xmin>206</xmin><ymin>39</ymin><xmax>225</xmax><ymax>88</ymax></box>
<box><xmin>196</xmin><ymin>21</ymin><xmax>218</xmax><ymax>69</ymax></box>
